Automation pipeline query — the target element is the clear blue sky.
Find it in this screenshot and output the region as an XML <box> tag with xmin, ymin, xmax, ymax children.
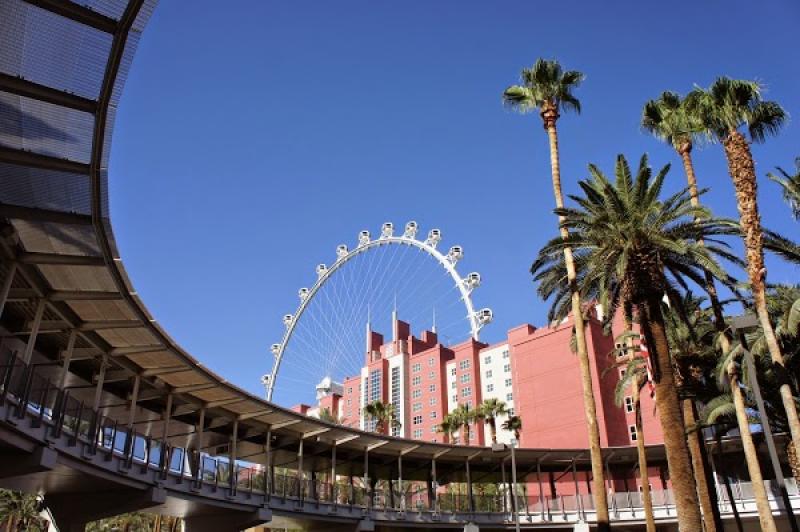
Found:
<box><xmin>110</xmin><ymin>0</ymin><xmax>800</xmax><ymax>401</ymax></box>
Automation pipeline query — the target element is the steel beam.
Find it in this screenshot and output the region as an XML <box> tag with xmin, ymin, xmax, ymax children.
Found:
<box><xmin>0</xmin><ymin>73</ymin><xmax>97</xmax><ymax>113</ymax></box>
<box><xmin>0</xmin><ymin>146</ymin><xmax>89</xmax><ymax>175</ymax></box>
<box><xmin>22</xmin><ymin>0</ymin><xmax>118</xmax><ymax>33</ymax></box>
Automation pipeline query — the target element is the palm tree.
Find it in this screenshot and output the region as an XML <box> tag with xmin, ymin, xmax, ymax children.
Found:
<box><xmin>451</xmin><ymin>404</ymin><xmax>477</xmax><ymax>445</ymax></box>
<box><xmin>613</xmin><ymin>349</ymin><xmax>656</xmax><ymax>532</ymax></box>
<box><xmin>642</xmin><ymin>93</ymin><xmax>723</xmax><ymax>531</ymax></box>
<box><xmin>0</xmin><ymin>490</ymin><xmax>46</xmax><ymax>532</ymax></box>
<box><xmin>502</xmin><ymin>58</ymin><xmax>611</xmax><ymax>530</ymax></box>
<box><xmin>769</xmin><ymin>157</ymin><xmax>800</xmax><ymax>220</ymax></box>
<box><xmin>438</xmin><ymin>415</ymin><xmax>459</xmax><ymax>444</ymax></box>
<box><xmin>501</xmin><ymin>415</ymin><xmax>522</xmax><ymax>441</ymax></box>
<box><xmin>363</xmin><ymin>401</ymin><xmax>400</xmax><ymax>434</ymax></box>
<box><xmin>532</xmin><ymin>154</ymin><xmax>739</xmax><ymax>530</ymax></box>
<box><xmin>318</xmin><ymin>407</ymin><xmax>340</xmax><ymax>425</ymax></box>
<box><xmin>688</xmin><ymin>79</ymin><xmax>800</xmax><ymax>464</ymax></box>
<box><xmin>478</xmin><ymin>398</ymin><xmax>508</xmax><ymax>445</ymax></box>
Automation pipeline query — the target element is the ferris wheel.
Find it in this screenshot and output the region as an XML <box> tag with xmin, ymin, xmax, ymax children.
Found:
<box><xmin>262</xmin><ymin>221</ymin><xmax>492</xmax><ymax>405</ymax></box>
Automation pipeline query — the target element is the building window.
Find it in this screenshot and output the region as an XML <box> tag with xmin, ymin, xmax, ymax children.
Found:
<box><xmin>485</xmin><ymin>370</ymin><xmax>493</xmax><ymax>378</ymax></box>
<box><xmin>429</xmin><ymin>384</ymin><xmax>436</xmax><ymax>392</ymax></box>
<box><xmin>413</xmin><ymin>429</ymin><xmax>423</xmax><ymax>439</ymax></box>
<box><xmin>347</xmin><ymin>387</ymin><xmax>352</xmax><ymax>394</ymax></box>
<box><xmin>347</xmin><ymin>399</ymin><xmax>352</xmax><ymax>406</ymax></box>
<box><xmin>505</xmin><ymin>378</ymin><xmax>512</xmax><ymax>387</ymax></box>
<box><xmin>466</xmin><ymin>400</ymin><xmax>472</xmax><ymax>408</ymax></box>
<box><xmin>460</xmin><ymin>373</ymin><xmax>471</xmax><ymax>383</ymax></box>
<box><xmin>504</xmin><ymin>364</ymin><xmax>511</xmax><ymax>373</ymax></box>
<box><xmin>429</xmin><ymin>357</ymin><xmax>435</xmax><ymax>367</ymax></box>
<box><xmin>462</xmin><ymin>387</ymin><xmax>471</xmax><ymax>397</ymax></box>
<box><xmin>413</xmin><ymin>402</ymin><xmax>422</xmax><ymax>412</ymax></box>
<box><xmin>487</xmin><ymin>383</ymin><xmax>494</xmax><ymax>392</ymax></box>
<box><xmin>412</xmin><ymin>389</ymin><xmax>422</xmax><ymax>399</ymax></box>
<box><xmin>619</xmin><ymin>369</ymin><xmax>626</xmax><ymax>379</ymax></box>
<box><xmin>431</xmin><ymin>426</ymin><xmax>438</xmax><ymax>433</ymax></box>
<box><xmin>369</xmin><ymin>370</ymin><xmax>382</xmax><ymax>402</ymax></box>
<box><xmin>502</xmin><ymin>350</ymin><xmax>509</xmax><ymax>359</ymax></box>
<box><xmin>484</xmin><ymin>356</ymin><xmax>492</xmax><ymax>364</ymax></box>
<box><xmin>412</xmin><ymin>363</ymin><xmax>421</xmax><ymax>373</ymax></box>
<box><xmin>413</xmin><ymin>415</ymin><xmax>423</xmax><ymax>425</ymax></box>
<box><xmin>508</xmin><ymin>408</ymin><xmax>515</xmax><ymax>416</ymax></box>
<box><xmin>451</xmin><ymin>381</ymin><xmax>457</xmax><ymax>389</ymax></box>
<box><xmin>450</xmin><ymin>367</ymin><xmax>457</xmax><ymax>376</ymax></box>
<box><xmin>412</xmin><ymin>376</ymin><xmax>421</xmax><ymax>386</ymax></box>
<box><xmin>459</xmin><ymin>360</ymin><xmax>470</xmax><ymax>370</ymax></box>
<box><xmin>629</xmin><ymin>425</ymin><xmax>637</xmax><ymax>442</ymax></box>
<box><xmin>506</xmin><ymin>393</ymin><xmax>513</xmax><ymax>401</ymax></box>
<box><xmin>625</xmin><ymin>396</ymin><xmax>634</xmax><ymax>413</ymax></box>
<box><xmin>429</xmin><ymin>397</ymin><xmax>437</xmax><ymax>405</ymax></box>
<box><xmin>430</xmin><ymin>411</ymin><xmax>437</xmax><ymax>419</ymax></box>
<box><xmin>429</xmin><ymin>371</ymin><xmax>435</xmax><ymax>379</ymax></box>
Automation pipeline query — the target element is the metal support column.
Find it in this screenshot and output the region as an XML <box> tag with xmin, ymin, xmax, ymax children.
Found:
<box><xmin>194</xmin><ymin>406</ymin><xmax>205</xmax><ymax>483</ymax></box>
<box><xmin>537</xmin><ymin>459</ymin><xmax>546</xmax><ymax>521</ymax></box>
<box><xmin>230</xmin><ymin>419</ymin><xmax>239</xmax><ymax>493</ymax></box>
<box><xmin>364</xmin><ymin>447</ymin><xmax>370</xmax><ymax>510</ymax></box>
<box><xmin>58</xmin><ymin>330</ymin><xmax>76</xmax><ymax>389</ymax></box>
<box><xmin>160</xmin><ymin>393</ymin><xmax>173</xmax><ymax>474</ymax></box>
<box><xmin>571</xmin><ymin>459</ymin><xmax>583</xmax><ymax>521</ymax></box>
<box><xmin>398</xmin><ymin>453</ymin><xmax>404</xmax><ymax>511</ymax></box>
<box><xmin>511</xmin><ymin>444</ymin><xmax>520</xmax><ymax>531</ymax></box>
<box><xmin>431</xmin><ymin>457</ymin><xmax>438</xmax><ymax>512</ymax></box>
<box><xmin>331</xmin><ymin>442</ymin><xmax>337</xmax><ymax>505</ymax></box>
<box><xmin>297</xmin><ymin>437</ymin><xmax>304</xmax><ymax>501</ymax></box>
<box><xmin>22</xmin><ymin>298</ymin><xmax>46</xmax><ymax>364</ymax></box>
<box><xmin>92</xmin><ymin>356</ymin><xmax>107</xmax><ymax>411</ymax></box>
<box><xmin>0</xmin><ymin>262</ymin><xmax>16</xmax><ymax>320</ymax></box>
<box><xmin>466</xmin><ymin>457</ymin><xmax>474</xmax><ymax>513</ymax></box>
<box><xmin>265</xmin><ymin>428</ymin><xmax>273</xmax><ymax>496</ymax></box>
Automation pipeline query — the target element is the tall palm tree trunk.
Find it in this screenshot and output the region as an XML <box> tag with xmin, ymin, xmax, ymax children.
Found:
<box><xmin>678</xmin><ymin>145</ymin><xmax>722</xmax><ymax>532</ymax></box>
<box><xmin>640</xmin><ymin>294</ymin><xmax>703</xmax><ymax>531</ymax></box>
<box><xmin>724</xmin><ymin>130</ymin><xmax>800</xmax><ymax>457</ymax></box>
<box><xmin>489</xmin><ymin>419</ymin><xmax>497</xmax><ymax>445</ymax></box>
<box><xmin>543</xmin><ymin>107</ymin><xmax>609</xmax><ymax>529</ymax></box>
<box><xmin>633</xmin><ymin>379</ymin><xmax>657</xmax><ymax>532</ymax></box>
<box><xmin>729</xmin><ymin>365</ymin><xmax>777</xmax><ymax>532</ymax></box>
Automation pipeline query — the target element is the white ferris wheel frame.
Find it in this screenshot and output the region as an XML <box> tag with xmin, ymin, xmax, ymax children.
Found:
<box><xmin>263</xmin><ymin>222</ymin><xmax>492</xmax><ymax>401</ymax></box>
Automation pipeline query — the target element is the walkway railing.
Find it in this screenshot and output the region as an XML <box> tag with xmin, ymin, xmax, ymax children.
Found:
<box><xmin>1</xmin><ymin>350</ymin><xmax>798</xmax><ymax>526</ymax></box>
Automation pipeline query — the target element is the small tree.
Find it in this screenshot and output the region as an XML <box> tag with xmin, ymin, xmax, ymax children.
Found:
<box><xmin>501</xmin><ymin>416</ymin><xmax>522</xmax><ymax>441</ymax></box>
<box><xmin>363</xmin><ymin>401</ymin><xmax>400</xmax><ymax>434</ymax></box>
<box><xmin>478</xmin><ymin>398</ymin><xmax>508</xmax><ymax>445</ymax></box>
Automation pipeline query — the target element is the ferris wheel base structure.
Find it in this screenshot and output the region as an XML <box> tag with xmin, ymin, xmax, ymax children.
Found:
<box><xmin>0</xmin><ymin>0</ymin><xmax>798</xmax><ymax>530</ymax></box>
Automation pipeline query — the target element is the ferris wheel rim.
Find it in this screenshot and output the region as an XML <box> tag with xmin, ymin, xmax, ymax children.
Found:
<box><xmin>264</xmin><ymin>223</ymin><xmax>491</xmax><ymax>401</ymax></box>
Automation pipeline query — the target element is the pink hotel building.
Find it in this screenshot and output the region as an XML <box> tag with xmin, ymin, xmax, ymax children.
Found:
<box><xmin>292</xmin><ymin>309</ymin><xmax>666</xmax><ymax>459</ymax></box>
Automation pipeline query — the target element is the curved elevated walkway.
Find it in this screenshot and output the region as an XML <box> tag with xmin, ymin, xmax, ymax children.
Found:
<box><xmin>0</xmin><ymin>1</ymin><xmax>797</xmax><ymax>530</ymax></box>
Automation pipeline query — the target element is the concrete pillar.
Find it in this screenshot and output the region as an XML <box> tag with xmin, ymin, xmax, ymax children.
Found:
<box><xmin>22</xmin><ymin>298</ymin><xmax>46</xmax><ymax>364</ymax></box>
<box><xmin>0</xmin><ymin>262</ymin><xmax>16</xmax><ymax>320</ymax></box>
